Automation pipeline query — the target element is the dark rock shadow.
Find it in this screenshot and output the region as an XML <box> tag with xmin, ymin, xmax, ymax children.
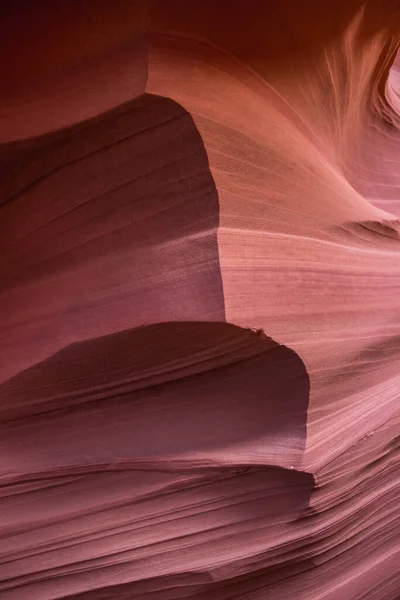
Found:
<box><xmin>0</xmin><ymin>322</ymin><xmax>314</xmax><ymax>598</ymax></box>
<box><xmin>0</xmin><ymin>93</ymin><xmax>226</xmax><ymax>383</ymax></box>
<box><xmin>0</xmin><ymin>322</ymin><xmax>310</xmax><ymax>468</ymax></box>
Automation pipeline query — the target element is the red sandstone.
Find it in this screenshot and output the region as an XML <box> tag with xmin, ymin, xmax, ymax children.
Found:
<box><xmin>0</xmin><ymin>2</ymin><xmax>399</xmax><ymax>598</ymax></box>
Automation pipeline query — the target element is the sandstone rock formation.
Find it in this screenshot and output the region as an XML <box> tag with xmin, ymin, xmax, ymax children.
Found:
<box><xmin>1</xmin><ymin>1</ymin><xmax>399</xmax><ymax>598</ymax></box>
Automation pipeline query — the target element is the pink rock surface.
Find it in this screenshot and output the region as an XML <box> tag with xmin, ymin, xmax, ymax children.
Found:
<box><xmin>0</xmin><ymin>1</ymin><xmax>399</xmax><ymax>598</ymax></box>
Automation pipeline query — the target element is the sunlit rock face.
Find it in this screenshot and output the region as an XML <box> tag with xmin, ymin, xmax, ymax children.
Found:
<box><xmin>0</xmin><ymin>1</ymin><xmax>399</xmax><ymax>599</ymax></box>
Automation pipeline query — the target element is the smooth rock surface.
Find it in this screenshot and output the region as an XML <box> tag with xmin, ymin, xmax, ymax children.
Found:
<box><xmin>0</xmin><ymin>1</ymin><xmax>399</xmax><ymax>598</ymax></box>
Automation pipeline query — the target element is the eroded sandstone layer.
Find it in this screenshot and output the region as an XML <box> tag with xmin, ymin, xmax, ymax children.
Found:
<box><xmin>1</xmin><ymin>1</ymin><xmax>399</xmax><ymax>598</ymax></box>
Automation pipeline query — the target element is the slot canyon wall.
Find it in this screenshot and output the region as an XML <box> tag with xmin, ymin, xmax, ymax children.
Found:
<box><xmin>0</xmin><ymin>1</ymin><xmax>399</xmax><ymax>598</ymax></box>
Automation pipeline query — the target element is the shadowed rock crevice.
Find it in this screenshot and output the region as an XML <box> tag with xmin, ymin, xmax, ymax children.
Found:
<box><xmin>0</xmin><ymin>322</ymin><xmax>310</xmax><ymax>471</ymax></box>
<box><xmin>0</xmin><ymin>93</ymin><xmax>225</xmax><ymax>384</ymax></box>
<box><xmin>0</xmin><ymin>322</ymin><xmax>314</xmax><ymax>598</ymax></box>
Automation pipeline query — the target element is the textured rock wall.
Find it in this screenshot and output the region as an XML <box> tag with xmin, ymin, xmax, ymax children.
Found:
<box><xmin>0</xmin><ymin>1</ymin><xmax>399</xmax><ymax>598</ymax></box>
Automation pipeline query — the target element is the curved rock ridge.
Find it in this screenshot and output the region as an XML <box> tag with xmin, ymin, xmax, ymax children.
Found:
<box><xmin>0</xmin><ymin>324</ymin><xmax>314</xmax><ymax>598</ymax></box>
<box><xmin>0</xmin><ymin>1</ymin><xmax>399</xmax><ymax>599</ymax></box>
